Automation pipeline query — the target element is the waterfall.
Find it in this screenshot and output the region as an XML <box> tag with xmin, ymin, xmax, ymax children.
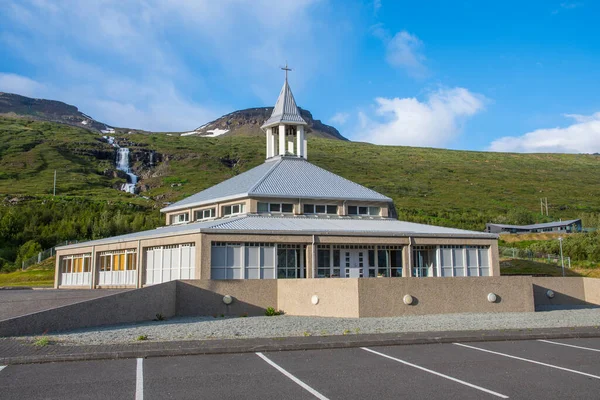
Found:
<box><xmin>115</xmin><ymin>147</ymin><xmax>138</xmax><ymax>194</ymax></box>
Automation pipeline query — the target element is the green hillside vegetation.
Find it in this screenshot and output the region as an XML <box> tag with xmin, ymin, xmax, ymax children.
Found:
<box><xmin>2</xmin><ymin>116</ymin><xmax>600</xmax><ymax>271</ymax></box>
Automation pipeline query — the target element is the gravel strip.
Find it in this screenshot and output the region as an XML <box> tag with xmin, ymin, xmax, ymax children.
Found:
<box><xmin>26</xmin><ymin>307</ymin><xmax>600</xmax><ymax>346</ymax></box>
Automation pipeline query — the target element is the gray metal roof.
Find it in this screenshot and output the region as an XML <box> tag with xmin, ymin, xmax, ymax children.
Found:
<box><xmin>161</xmin><ymin>156</ymin><xmax>392</xmax><ymax>213</ymax></box>
<box><xmin>58</xmin><ymin>214</ymin><xmax>496</xmax><ymax>250</ymax></box>
<box><xmin>486</xmin><ymin>219</ymin><xmax>581</xmax><ymax>230</ymax></box>
<box><xmin>261</xmin><ymin>79</ymin><xmax>307</xmax><ymax>129</ymax></box>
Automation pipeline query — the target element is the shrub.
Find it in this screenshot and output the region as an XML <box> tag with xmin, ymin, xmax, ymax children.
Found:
<box><xmin>136</xmin><ymin>334</ymin><xmax>148</xmax><ymax>341</ymax></box>
<box><xmin>33</xmin><ymin>336</ymin><xmax>50</xmax><ymax>347</ymax></box>
<box><xmin>265</xmin><ymin>307</ymin><xmax>283</xmax><ymax>316</ymax></box>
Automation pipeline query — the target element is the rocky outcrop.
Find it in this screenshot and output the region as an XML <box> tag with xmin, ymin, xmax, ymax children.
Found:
<box><xmin>190</xmin><ymin>107</ymin><xmax>347</xmax><ymax>141</ymax></box>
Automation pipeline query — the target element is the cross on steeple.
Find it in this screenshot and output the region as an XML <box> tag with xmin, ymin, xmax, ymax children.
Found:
<box><xmin>281</xmin><ymin>62</ymin><xmax>292</xmax><ymax>81</ymax></box>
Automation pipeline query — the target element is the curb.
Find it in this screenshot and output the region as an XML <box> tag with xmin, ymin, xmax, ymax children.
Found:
<box><xmin>2</xmin><ymin>326</ymin><xmax>599</xmax><ymax>365</ymax></box>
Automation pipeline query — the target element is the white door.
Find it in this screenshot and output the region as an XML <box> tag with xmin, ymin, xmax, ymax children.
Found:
<box><xmin>344</xmin><ymin>250</ymin><xmax>365</xmax><ymax>278</ymax></box>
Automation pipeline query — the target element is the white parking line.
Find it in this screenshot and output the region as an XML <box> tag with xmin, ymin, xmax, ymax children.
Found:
<box><xmin>136</xmin><ymin>358</ymin><xmax>143</xmax><ymax>400</ymax></box>
<box><xmin>256</xmin><ymin>352</ymin><xmax>330</xmax><ymax>400</ymax></box>
<box><xmin>361</xmin><ymin>347</ymin><xmax>509</xmax><ymax>399</ymax></box>
<box><xmin>0</xmin><ymin>366</ymin><xmax>5</xmax><ymax>372</ymax></box>
<box><xmin>454</xmin><ymin>343</ymin><xmax>600</xmax><ymax>380</ymax></box>
<box><xmin>538</xmin><ymin>339</ymin><xmax>600</xmax><ymax>353</ymax></box>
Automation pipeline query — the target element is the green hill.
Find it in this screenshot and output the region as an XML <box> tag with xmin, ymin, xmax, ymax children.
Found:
<box><xmin>2</xmin><ymin>115</ymin><xmax>600</xmax><ymax>270</ymax></box>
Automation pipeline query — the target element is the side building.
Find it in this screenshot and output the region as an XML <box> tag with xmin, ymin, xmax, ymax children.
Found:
<box><xmin>486</xmin><ymin>219</ymin><xmax>582</xmax><ymax>234</ymax></box>
<box><xmin>55</xmin><ymin>75</ymin><xmax>499</xmax><ymax>289</ymax></box>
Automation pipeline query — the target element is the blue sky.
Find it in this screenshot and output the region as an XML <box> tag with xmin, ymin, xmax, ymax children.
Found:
<box><xmin>1</xmin><ymin>0</ymin><xmax>599</xmax><ymax>153</ymax></box>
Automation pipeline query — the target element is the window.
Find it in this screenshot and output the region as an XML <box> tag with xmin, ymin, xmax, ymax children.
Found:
<box><xmin>170</xmin><ymin>212</ymin><xmax>189</xmax><ymax>225</ymax></box>
<box><xmin>277</xmin><ymin>245</ymin><xmax>301</xmax><ymax>279</ymax></box>
<box><xmin>413</xmin><ymin>246</ymin><xmax>437</xmax><ymax>277</ymax></box>
<box><xmin>438</xmin><ymin>245</ymin><xmax>490</xmax><ymax>277</ymax></box>
<box><xmin>97</xmin><ymin>250</ymin><xmax>137</xmax><ymax>272</ymax></box>
<box><xmin>348</xmin><ymin>206</ymin><xmax>380</xmax><ymax>216</ymax></box>
<box><xmin>257</xmin><ymin>202</ymin><xmax>294</xmax><ymax>214</ymax></box>
<box><xmin>304</xmin><ymin>204</ymin><xmax>337</xmax><ymax>215</ymax></box>
<box><xmin>195</xmin><ymin>208</ymin><xmax>216</xmax><ymax>221</ymax></box>
<box><xmin>317</xmin><ymin>247</ymin><xmax>331</xmax><ymax>277</ymax></box>
<box><xmin>222</xmin><ymin>203</ymin><xmax>245</xmax><ymax>217</ymax></box>
<box><xmin>60</xmin><ymin>253</ymin><xmax>92</xmax><ymax>274</ymax></box>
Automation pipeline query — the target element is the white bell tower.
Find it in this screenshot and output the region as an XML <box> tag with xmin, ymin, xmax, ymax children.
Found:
<box><xmin>261</xmin><ymin>64</ymin><xmax>308</xmax><ymax>160</ymax></box>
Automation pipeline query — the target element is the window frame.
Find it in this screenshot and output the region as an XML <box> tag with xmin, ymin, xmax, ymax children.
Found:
<box><xmin>195</xmin><ymin>207</ymin><xmax>216</xmax><ymax>221</ymax></box>
<box><xmin>222</xmin><ymin>203</ymin><xmax>246</xmax><ymax>217</ymax></box>
<box><xmin>303</xmin><ymin>203</ymin><xmax>337</xmax><ymax>215</ymax></box>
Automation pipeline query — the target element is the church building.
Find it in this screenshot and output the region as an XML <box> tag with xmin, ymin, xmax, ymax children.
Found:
<box><xmin>54</xmin><ymin>72</ymin><xmax>499</xmax><ymax>289</ymax></box>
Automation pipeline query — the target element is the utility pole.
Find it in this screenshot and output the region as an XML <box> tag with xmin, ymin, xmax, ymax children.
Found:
<box><xmin>540</xmin><ymin>198</ymin><xmax>543</xmax><ymax>215</ymax></box>
<box><xmin>545</xmin><ymin>197</ymin><xmax>549</xmax><ymax>216</ymax></box>
<box><xmin>558</xmin><ymin>237</ymin><xmax>565</xmax><ymax>277</ymax></box>
<box><xmin>53</xmin><ymin>170</ymin><xmax>57</xmax><ymax>197</ymax></box>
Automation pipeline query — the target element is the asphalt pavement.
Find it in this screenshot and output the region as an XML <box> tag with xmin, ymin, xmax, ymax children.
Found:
<box><xmin>1</xmin><ymin>337</ymin><xmax>599</xmax><ymax>399</ymax></box>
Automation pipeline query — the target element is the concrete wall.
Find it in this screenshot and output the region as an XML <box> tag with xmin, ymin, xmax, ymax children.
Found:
<box><xmin>278</xmin><ymin>279</ymin><xmax>360</xmax><ymax>318</ymax></box>
<box><xmin>531</xmin><ymin>277</ymin><xmax>588</xmax><ymax>307</ymax></box>
<box><xmin>359</xmin><ymin>277</ymin><xmax>534</xmax><ymax>317</ymax></box>
<box><xmin>0</xmin><ymin>282</ymin><xmax>176</xmax><ymax>337</ymax></box>
<box><xmin>584</xmin><ymin>278</ymin><xmax>600</xmax><ymax>305</ymax></box>
<box><xmin>176</xmin><ymin>280</ymin><xmax>277</xmax><ymax>317</ymax></box>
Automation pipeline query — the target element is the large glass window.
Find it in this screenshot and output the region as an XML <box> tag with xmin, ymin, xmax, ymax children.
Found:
<box><xmin>317</xmin><ymin>247</ymin><xmax>331</xmax><ymax>277</ymax></box>
<box><xmin>97</xmin><ymin>250</ymin><xmax>137</xmax><ymax>272</ymax></box>
<box><xmin>413</xmin><ymin>246</ymin><xmax>437</xmax><ymax>277</ymax></box>
<box><xmin>61</xmin><ymin>254</ymin><xmax>91</xmax><ymax>273</ymax></box>
<box><xmin>277</xmin><ymin>245</ymin><xmax>301</xmax><ymax>278</ymax></box>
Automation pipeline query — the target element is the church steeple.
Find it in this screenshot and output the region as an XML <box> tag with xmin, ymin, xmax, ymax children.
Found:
<box><xmin>261</xmin><ymin>64</ymin><xmax>308</xmax><ymax>160</ymax></box>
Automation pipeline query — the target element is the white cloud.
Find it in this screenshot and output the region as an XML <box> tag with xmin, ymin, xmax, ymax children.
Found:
<box><xmin>330</xmin><ymin>112</ymin><xmax>350</xmax><ymax>125</ymax></box>
<box><xmin>386</xmin><ymin>31</ymin><xmax>427</xmax><ymax>78</ymax></box>
<box><xmin>488</xmin><ymin>113</ymin><xmax>600</xmax><ymax>153</ymax></box>
<box><xmin>372</xmin><ymin>27</ymin><xmax>427</xmax><ymax>78</ymax></box>
<box><xmin>0</xmin><ymin>73</ymin><xmax>47</xmax><ymax>98</ymax></box>
<box><xmin>355</xmin><ymin>87</ymin><xmax>486</xmax><ymax>147</ymax></box>
<box><xmin>0</xmin><ymin>0</ymin><xmax>330</xmax><ymax>131</ymax></box>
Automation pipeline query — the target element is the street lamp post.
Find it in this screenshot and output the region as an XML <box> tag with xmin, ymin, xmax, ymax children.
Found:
<box><xmin>558</xmin><ymin>237</ymin><xmax>565</xmax><ymax>277</ymax></box>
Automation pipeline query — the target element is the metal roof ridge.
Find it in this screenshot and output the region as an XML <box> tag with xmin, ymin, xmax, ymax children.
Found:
<box><xmin>247</xmin><ymin>157</ymin><xmax>284</xmax><ymax>194</ymax></box>
<box><xmin>281</xmin><ymin>158</ymin><xmax>392</xmax><ymax>201</ymax></box>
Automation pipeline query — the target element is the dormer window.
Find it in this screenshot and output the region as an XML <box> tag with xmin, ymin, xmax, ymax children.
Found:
<box><xmin>304</xmin><ymin>204</ymin><xmax>337</xmax><ymax>215</ymax></box>
<box><xmin>222</xmin><ymin>203</ymin><xmax>245</xmax><ymax>217</ymax></box>
<box><xmin>195</xmin><ymin>208</ymin><xmax>216</xmax><ymax>221</ymax></box>
<box><xmin>171</xmin><ymin>212</ymin><xmax>190</xmax><ymax>225</ymax></box>
<box><xmin>348</xmin><ymin>206</ymin><xmax>380</xmax><ymax>216</ymax></box>
<box><xmin>258</xmin><ymin>202</ymin><xmax>294</xmax><ymax>213</ymax></box>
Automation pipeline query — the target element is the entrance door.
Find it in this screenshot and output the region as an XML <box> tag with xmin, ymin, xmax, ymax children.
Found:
<box><xmin>344</xmin><ymin>250</ymin><xmax>365</xmax><ymax>278</ymax></box>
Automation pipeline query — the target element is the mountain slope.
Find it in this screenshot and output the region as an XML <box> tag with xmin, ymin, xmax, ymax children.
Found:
<box><xmin>2</xmin><ymin>116</ymin><xmax>600</xmax><ymax>233</ymax></box>
<box><xmin>188</xmin><ymin>107</ymin><xmax>347</xmax><ymax>140</ymax></box>
<box><xmin>0</xmin><ymin>92</ymin><xmax>114</xmax><ymax>133</ymax></box>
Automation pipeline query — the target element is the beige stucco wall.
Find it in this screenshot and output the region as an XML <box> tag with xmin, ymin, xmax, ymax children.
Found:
<box><xmin>176</xmin><ymin>279</ymin><xmax>277</xmax><ymax>317</ymax></box>
<box><xmin>358</xmin><ymin>276</ymin><xmax>534</xmax><ymax>317</ymax></box>
<box><xmin>278</xmin><ymin>279</ymin><xmax>360</xmax><ymax>318</ymax></box>
<box><xmin>584</xmin><ymin>277</ymin><xmax>600</xmax><ymax>305</ymax></box>
<box><xmin>531</xmin><ymin>277</ymin><xmax>587</xmax><ymax>306</ymax></box>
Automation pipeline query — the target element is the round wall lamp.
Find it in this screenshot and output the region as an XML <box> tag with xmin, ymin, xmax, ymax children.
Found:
<box><xmin>546</xmin><ymin>289</ymin><xmax>555</xmax><ymax>299</ymax></box>
<box><xmin>311</xmin><ymin>295</ymin><xmax>319</xmax><ymax>305</ymax></box>
<box><xmin>222</xmin><ymin>295</ymin><xmax>233</xmax><ymax>305</ymax></box>
<box><xmin>487</xmin><ymin>293</ymin><xmax>497</xmax><ymax>303</ymax></box>
<box><xmin>403</xmin><ymin>294</ymin><xmax>414</xmax><ymax>305</ymax></box>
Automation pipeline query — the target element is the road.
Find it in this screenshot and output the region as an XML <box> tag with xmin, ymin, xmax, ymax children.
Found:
<box><xmin>1</xmin><ymin>338</ymin><xmax>599</xmax><ymax>399</ymax></box>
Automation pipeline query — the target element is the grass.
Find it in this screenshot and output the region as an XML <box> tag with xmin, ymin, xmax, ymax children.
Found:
<box><xmin>500</xmin><ymin>258</ymin><xmax>600</xmax><ymax>278</ymax></box>
<box><xmin>33</xmin><ymin>336</ymin><xmax>50</xmax><ymax>347</ymax></box>
<box><xmin>3</xmin><ymin>116</ymin><xmax>600</xmax><ymax>231</ymax></box>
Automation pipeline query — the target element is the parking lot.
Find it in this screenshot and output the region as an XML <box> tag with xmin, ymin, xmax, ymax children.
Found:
<box><xmin>0</xmin><ymin>338</ymin><xmax>599</xmax><ymax>399</ymax></box>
